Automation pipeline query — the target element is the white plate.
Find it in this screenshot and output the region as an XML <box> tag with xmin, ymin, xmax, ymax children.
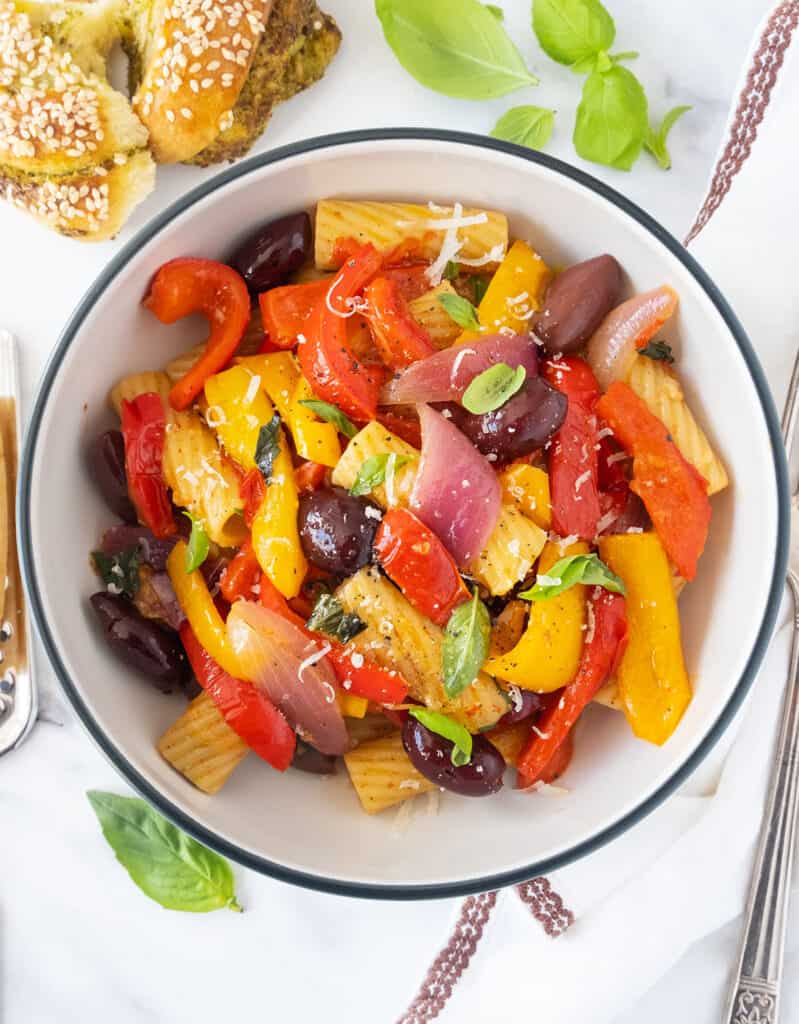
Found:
<box><xmin>18</xmin><ymin>130</ymin><xmax>789</xmax><ymax>898</ymax></box>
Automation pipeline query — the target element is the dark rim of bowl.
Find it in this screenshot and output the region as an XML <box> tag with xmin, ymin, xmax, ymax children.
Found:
<box><xmin>18</xmin><ymin>128</ymin><xmax>790</xmax><ymax>901</ymax></box>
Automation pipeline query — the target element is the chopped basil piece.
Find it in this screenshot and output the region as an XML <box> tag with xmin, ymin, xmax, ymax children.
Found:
<box><xmin>462</xmin><ymin>363</ymin><xmax>526</xmax><ymax>414</ymax></box>
<box><xmin>306</xmin><ymin>592</ymin><xmax>367</xmax><ymax>644</ymax></box>
<box><xmin>519</xmin><ymin>552</ymin><xmax>625</xmax><ymax>601</ymax></box>
<box><xmin>438</xmin><ymin>292</ymin><xmax>481</xmax><ymax>331</ymax></box>
<box><xmin>298</xmin><ymin>399</ymin><xmax>358</xmax><ymax>439</ymax></box>
<box><xmin>442</xmin><ymin>589</ymin><xmax>491</xmax><ymax>699</ymax></box>
<box><xmin>255</xmin><ymin>414</ymin><xmax>281</xmax><ymax>484</ymax></box>
<box><xmin>349</xmin><ymin>452</ymin><xmax>412</xmax><ymax>497</ymax></box>
<box><xmin>408</xmin><ymin>707</ymin><xmax>474</xmax><ymax>766</ymax></box>
<box><xmin>183</xmin><ymin>512</ymin><xmax>210</xmax><ymax>574</ymax></box>
<box><xmin>471</xmin><ymin>275</ymin><xmax>490</xmax><ymax>305</ymax></box>
<box><xmin>639</xmin><ymin>339</ymin><xmax>675</xmax><ymax>363</ymax></box>
<box><xmin>92</xmin><ymin>546</ymin><xmax>141</xmax><ymax>599</ymax></box>
<box><xmin>443</xmin><ymin>260</ymin><xmax>460</xmax><ymax>280</ymax></box>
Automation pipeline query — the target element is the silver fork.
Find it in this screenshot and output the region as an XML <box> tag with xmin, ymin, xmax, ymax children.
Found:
<box><xmin>724</xmin><ymin>350</ymin><xmax>799</xmax><ymax>1023</ymax></box>
<box><xmin>0</xmin><ymin>329</ymin><xmax>37</xmax><ymax>755</ymax></box>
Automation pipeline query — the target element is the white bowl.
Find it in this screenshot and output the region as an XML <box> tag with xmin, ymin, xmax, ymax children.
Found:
<box><xmin>19</xmin><ymin>130</ymin><xmax>789</xmax><ymax>898</ymax></box>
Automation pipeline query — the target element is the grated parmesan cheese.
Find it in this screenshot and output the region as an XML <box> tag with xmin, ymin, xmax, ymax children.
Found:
<box><xmin>298</xmin><ymin>641</ymin><xmax>332</xmax><ymax>686</ymax></box>
<box><xmin>397</xmin><ymin>211</ymin><xmax>488</xmax><ymax>232</ymax></box>
<box><xmin>451</xmin><ymin>347</ymin><xmax>477</xmax><ymax>378</ymax></box>
<box><xmin>574</xmin><ymin>470</ymin><xmax>591</xmax><ymax>491</ymax></box>
<box><xmin>243</xmin><ymin>373</ymin><xmax>261</xmax><ymax>406</ymax></box>
<box><xmin>204</xmin><ymin>405</ymin><xmax>226</xmax><ymax>429</ymax></box>
<box><xmin>606</xmin><ymin>452</ymin><xmax>628</xmax><ymax>466</ymax></box>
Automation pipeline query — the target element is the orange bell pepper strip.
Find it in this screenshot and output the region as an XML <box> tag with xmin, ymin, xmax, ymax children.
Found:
<box><xmin>258</xmin><ymin>279</ymin><xmax>330</xmax><ymax>349</ymax></box>
<box><xmin>297</xmin><ymin>244</ymin><xmax>385</xmax><ymax>422</ymax></box>
<box><xmin>219</xmin><ymin>541</ymin><xmax>261</xmax><ymax>603</ymax></box>
<box><xmin>144</xmin><ymin>258</ymin><xmax>250</xmax><ymax>411</ymax></box>
<box><xmin>373</xmin><ymin>508</ymin><xmax>469</xmax><ymax>627</ymax></box>
<box><xmin>240</xmin><ymin>468</ymin><xmax>266</xmax><ymax>529</ymax></box>
<box><xmin>596</xmin><ymin>381</ymin><xmax>710</xmax><ymax>580</ymax></box>
<box><xmin>363</xmin><ymin>276</ymin><xmax>436</xmax><ymax>369</ymax></box>
<box><xmin>516</xmin><ymin>589</ymin><xmax>628</xmax><ymax>787</ymax></box>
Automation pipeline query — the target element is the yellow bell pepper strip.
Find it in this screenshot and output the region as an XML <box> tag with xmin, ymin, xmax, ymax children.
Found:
<box><xmin>485</xmin><ymin>540</ymin><xmax>588</xmax><ymax>690</ymax></box>
<box><xmin>289</xmin><ymin>375</ymin><xmax>341</xmax><ymax>468</ymax></box>
<box><xmin>238</xmin><ymin>353</ymin><xmax>341</xmax><ymax>468</ymax></box>
<box><xmin>167</xmin><ymin>541</ymin><xmax>242</xmax><ymax>680</ymax></box>
<box><xmin>457</xmin><ymin>240</ymin><xmax>552</xmax><ymax>344</ymax></box>
<box><xmin>499</xmin><ymin>463</ymin><xmax>552</xmax><ymax>530</ymax></box>
<box><xmin>598</xmin><ymin>531</ymin><xmax>692</xmax><ymax>745</ymax></box>
<box><xmin>203</xmin><ymin>364</ymin><xmax>275</xmax><ymax>472</ymax></box>
<box><xmin>251</xmin><ymin>425</ymin><xmax>307</xmax><ymax>600</ymax></box>
<box><xmin>337</xmin><ymin>692</ymin><xmax>369</xmax><ymax>719</ymax></box>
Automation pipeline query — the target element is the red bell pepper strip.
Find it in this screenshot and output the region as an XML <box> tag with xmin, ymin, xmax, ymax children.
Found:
<box><xmin>240</xmin><ymin>468</ymin><xmax>266</xmax><ymax>529</ymax></box>
<box><xmin>363</xmin><ymin>276</ymin><xmax>436</xmax><ymax>369</ymax></box>
<box><xmin>120</xmin><ymin>393</ymin><xmax>176</xmax><ymax>539</ymax></box>
<box><xmin>180</xmin><ymin>622</ymin><xmax>295</xmax><ymax>770</ymax></box>
<box><xmin>543</xmin><ymin>356</ymin><xmax>602</xmax><ymax>540</ymax></box>
<box><xmin>536</xmin><ymin>732</ymin><xmax>574</xmax><ymax>785</ymax></box>
<box><xmin>294</xmin><ymin>460</ymin><xmax>328</xmax><ymax>493</ymax></box>
<box><xmin>258</xmin><ymin>279</ymin><xmax>330</xmax><ymax>350</ymax></box>
<box><xmin>297</xmin><ymin>244</ymin><xmax>385</xmax><ymax>422</ymax></box>
<box><xmin>326</xmin><ymin>646</ymin><xmax>409</xmax><ymax>704</ymax></box>
<box><xmin>596</xmin><ymin>381</ymin><xmax>711</xmax><ymax>580</ymax></box>
<box><xmin>219</xmin><ymin>541</ymin><xmax>261</xmax><ymax>603</ymax></box>
<box><xmin>144</xmin><ymin>258</ymin><xmax>251</xmax><ymax>412</ymax></box>
<box><xmin>597</xmin><ymin>433</ymin><xmax>630</xmax><ymax>527</ymax></box>
<box><xmin>516</xmin><ymin>589</ymin><xmax>628</xmax><ymax>787</ymax></box>
<box><xmin>373</xmin><ymin>508</ymin><xmax>469</xmax><ymax>626</ymax></box>
<box><xmin>376</xmin><ymin>409</ymin><xmax>422</xmax><ymax>449</ymax></box>
<box><xmin>381</xmin><ymin>263</ymin><xmax>433</xmax><ymax>303</ymax></box>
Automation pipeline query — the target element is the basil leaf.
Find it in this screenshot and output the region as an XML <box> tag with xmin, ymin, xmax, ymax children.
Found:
<box><xmin>519</xmin><ymin>553</ymin><xmax>625</xmax><ymax>601</ymax></box>
<box><xmin>462</xmin><ymin>363</ymin><xmax>526</xmax><ymax>414</ymax></box>
<box><xmin>349</xmin><ymin>452</ymin><xmax>412</xmax><ymax>497</ymax></box>
<box><xmin>484</xmin><ymin>3</ymin><xmax>504</xmax><ymax>18</ymax></box>
<box><xmin>255</xmin><ymin>414</ymin><xmax>281</xmax><ymax>484</ymax></box>
<box><xmin>87</xmin><ymin>791</ymin><xmax>241</xmax><ymax>912</ymax></box>
<box><xmin>574</xmin><ymin>65</ymin><xmax>648</xmax><ymax>170</ymax></box>
<box><xmin>306</xmin><ymin>592</ymin><xmax>367</xmax><ymax>644</ymax></box>
<box><xmin>183</xmin><ymin>512</ymin><xmax>210</xmax><ymax>574</ymax></box>
<box><xmin>442</xmin><ymin>589</ymin><xmax>491</xmax><ymax>699</ymax></box>
<box><xmin>438</xmin><ymin>292</ymin><xmax>481</xmax><ymax>331</ymax></box>
<box><xmin>443</xmin><ymin>260</ymin><xmax>460</xmax><ymax>281</ymax></box>
<box><xmin>298</xmin><ymin>399</ymin><xmax>358</xmax><ymax>439</ymax></box>
<box><xmin>408</xmin><ymin>707</ymin><xmax>473</xmax><ymax>766</ymax></box>
<box><xmin>639</xmin><ymin>339</ymin><xmax>675</xmax><ymax>363</ymax></box>
<box><xmin>472</xmin><ymin>275</ymin><xmax>490</xmax><ymax>305</ymax></box>
<box><xmin>92</xmin><ymin>546</ymin><xmax>140</xmax><ymax>599</ymax></box>
<box><xmin>491</xmin><ymin>105</ymin><xmax>555</xmax><ymax>151</ymax></box>
<box><xmin>645</xmin><ymin>104</ymin><xmax>692</xmax><ymax>170</ymax></box>
<box><xmin>533</xmin><ymin>0</ymin><xmax>615</xmax><ymax>67</ymax></box>
<box><xmin>375</xmin><ymin>0</ymin><xmax>538</xmax><ymax>100</ymax></box>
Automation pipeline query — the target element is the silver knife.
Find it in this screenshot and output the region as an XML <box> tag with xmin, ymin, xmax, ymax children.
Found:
<box><xmin>0</xmin><ymin>329</ymin><xmax>37</xmax><ymax>755</ymax></box>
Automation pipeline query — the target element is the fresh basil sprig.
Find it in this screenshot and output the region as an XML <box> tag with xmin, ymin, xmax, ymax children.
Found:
<box><xmin>92</xmin><ymin>547</ymin><xmax>140</xmax><ymax>599</ymax></box>
<box><xmin>442</xmin><ymin>589</ymin><xmax>491</xmax><ymax>699</ymax></box>
<box><xmin>87</xmin><ymin>791</ymin><xmax>241</xmax><ymax>912</ymax></box>
<box><xmin>438</xmin><ymin>292</ymin><xmax>481</xmax><ymax>331</ymax></box>
<box><xmin>306</xmin><ymin>592</ymin><xmax>367</xmax><ymax>644</ymax></box>
<box><xmin>462</xmin><ymin>363</ymin><xmax>526</xmax><ymax>415</ymax></box>
<box><xmin>491</xmin><ymin>105</ymin><xmax>556</xmax><ymax>151</ymax></box>
<box><xmin>349</xmin><ymin>452</ymin><xmax>412</xmax><ymax>497</ymax></box>
<box><xmin>298</xmin><ymin>398</ymin><xmax>358</xmax><ymax>439</ymax></box>
<box><xmin>183</xmin><ymin>512</ymin><xmax>210</xmax><ymax>574</ymax></box>
<box><xmin>408</xmin><ymin>707</ymin><xmax>474</xmax><ymax>766</ymax></box>
<box><xmin>520</xmin><ymin>553</ymin><xmax>625</xmax><ymax>601</ymax></box>
<box><xmin>639</xmin><ymin>339</ymin><xmax>675</xmax><ymax>363</ymax></box>
<box><xmin>533</xmin><ymin>0</ymin><xmax>614</xmax><ymax>67</ymax></box>
<box><xmin>574</xmin><ymin>64</ymin><xmax>648</xmax><ymax>171</ymax></box>
<box><xmin>375</xmin><ymin>0</ymin><xmax>538</xmax><ymax>99</ymax></box>
<box><xmin>255</xmin><ymin>414</ymin><xmax>281</xmax><ymax>484</ymax></box>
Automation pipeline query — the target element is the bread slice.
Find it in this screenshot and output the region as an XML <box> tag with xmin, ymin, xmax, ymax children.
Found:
<box><xmin>0</xmin><ymin>0</ymin><xmax>155</xmax><ymax>239</ymax></box>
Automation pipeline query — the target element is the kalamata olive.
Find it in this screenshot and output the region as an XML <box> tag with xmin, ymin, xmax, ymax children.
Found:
<box><xmin>531</xmin><ymin>255</ymin><xmax>623</xmax><ymax>354</ymax></box>
<box><xmin>89</xmin><ymin>592</ymin><xmax>190</xmax><ymax>693</ymax></box>
<box><xmin>298</xmin><ymin>486</ymin><xmax>381</xmax><ymax>575</ymax></box>
<box><xmin>434</xmin><ymin>377</ymin><xmax>567</xmax><ymax>463</ymax></box>
<box><xmin>229</xmin><ymin>212</ymin><xmax>312</xmax><ymax>293</ymax></box>
<box><xmin>401</xmin><ymin>718</ymin><xmax>505</xmax><ymax>797</ymax></box>
<box><xmin>293</xmin><ymin>740</ymin><xmax>338</xmax><ymax>775</ymax></box>
<box><xmin>88</xmin><ymin>431</ymin><xmax>137</xmax><ymax>523</ymax></box>
<box><xmin>182</xmin><ymin>676</ymin><xmax>203</xmax><ymax>700</ymax></box>
<box><xmin>498</xmin><ymin>685</ymin><xmax>542</xmax><ymax>725</ymax></box>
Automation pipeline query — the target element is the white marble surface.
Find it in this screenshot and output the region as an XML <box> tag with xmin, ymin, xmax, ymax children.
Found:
<box><xmin>0</xmin><ymin>0</ymin><xmax>785</xmax><ymax>1021</ymax></box>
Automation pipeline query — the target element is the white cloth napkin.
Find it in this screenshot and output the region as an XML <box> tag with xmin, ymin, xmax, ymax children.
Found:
<box><xmin>432</xmin><ymin>5</ymin><xmax>799</xmax><ymax>1022</ymax></box>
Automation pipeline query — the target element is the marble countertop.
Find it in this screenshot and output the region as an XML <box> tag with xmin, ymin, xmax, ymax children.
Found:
<box><xmin>0</xmin><ymin>1</ymin><xmax>788</xmax><ymax>1021</ymax></box>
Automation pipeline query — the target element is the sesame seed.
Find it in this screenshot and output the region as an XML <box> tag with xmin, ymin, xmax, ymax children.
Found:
<box><xmin>165</xmin><ymin>108</ymin><xmax>175</xmax><ymax>122</ymax></box>
<box><xmin>181</xmin><ymin>107</ymin><xmax>193</xmax><ymax>119</ymax></box>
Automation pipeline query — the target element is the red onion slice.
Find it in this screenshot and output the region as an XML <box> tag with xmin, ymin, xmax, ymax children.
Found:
<box><xmin>410</xmin><ymin>405</ymin><xmax>501</xmax><ymax>568</ymax></box>
<box><xmin>380</xmin><ymin>334</ymin><xmax>538</xmax><ymax>406</ymax></box>
<box><xmin>586</xmin><ymin>286</ymin><xmax>679</xmax><ymax>392</ymax></box>
<box><xmin>226</xmin><ymin>601</ymin><xmax>347</xmax><ymax>756</ymax></box>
